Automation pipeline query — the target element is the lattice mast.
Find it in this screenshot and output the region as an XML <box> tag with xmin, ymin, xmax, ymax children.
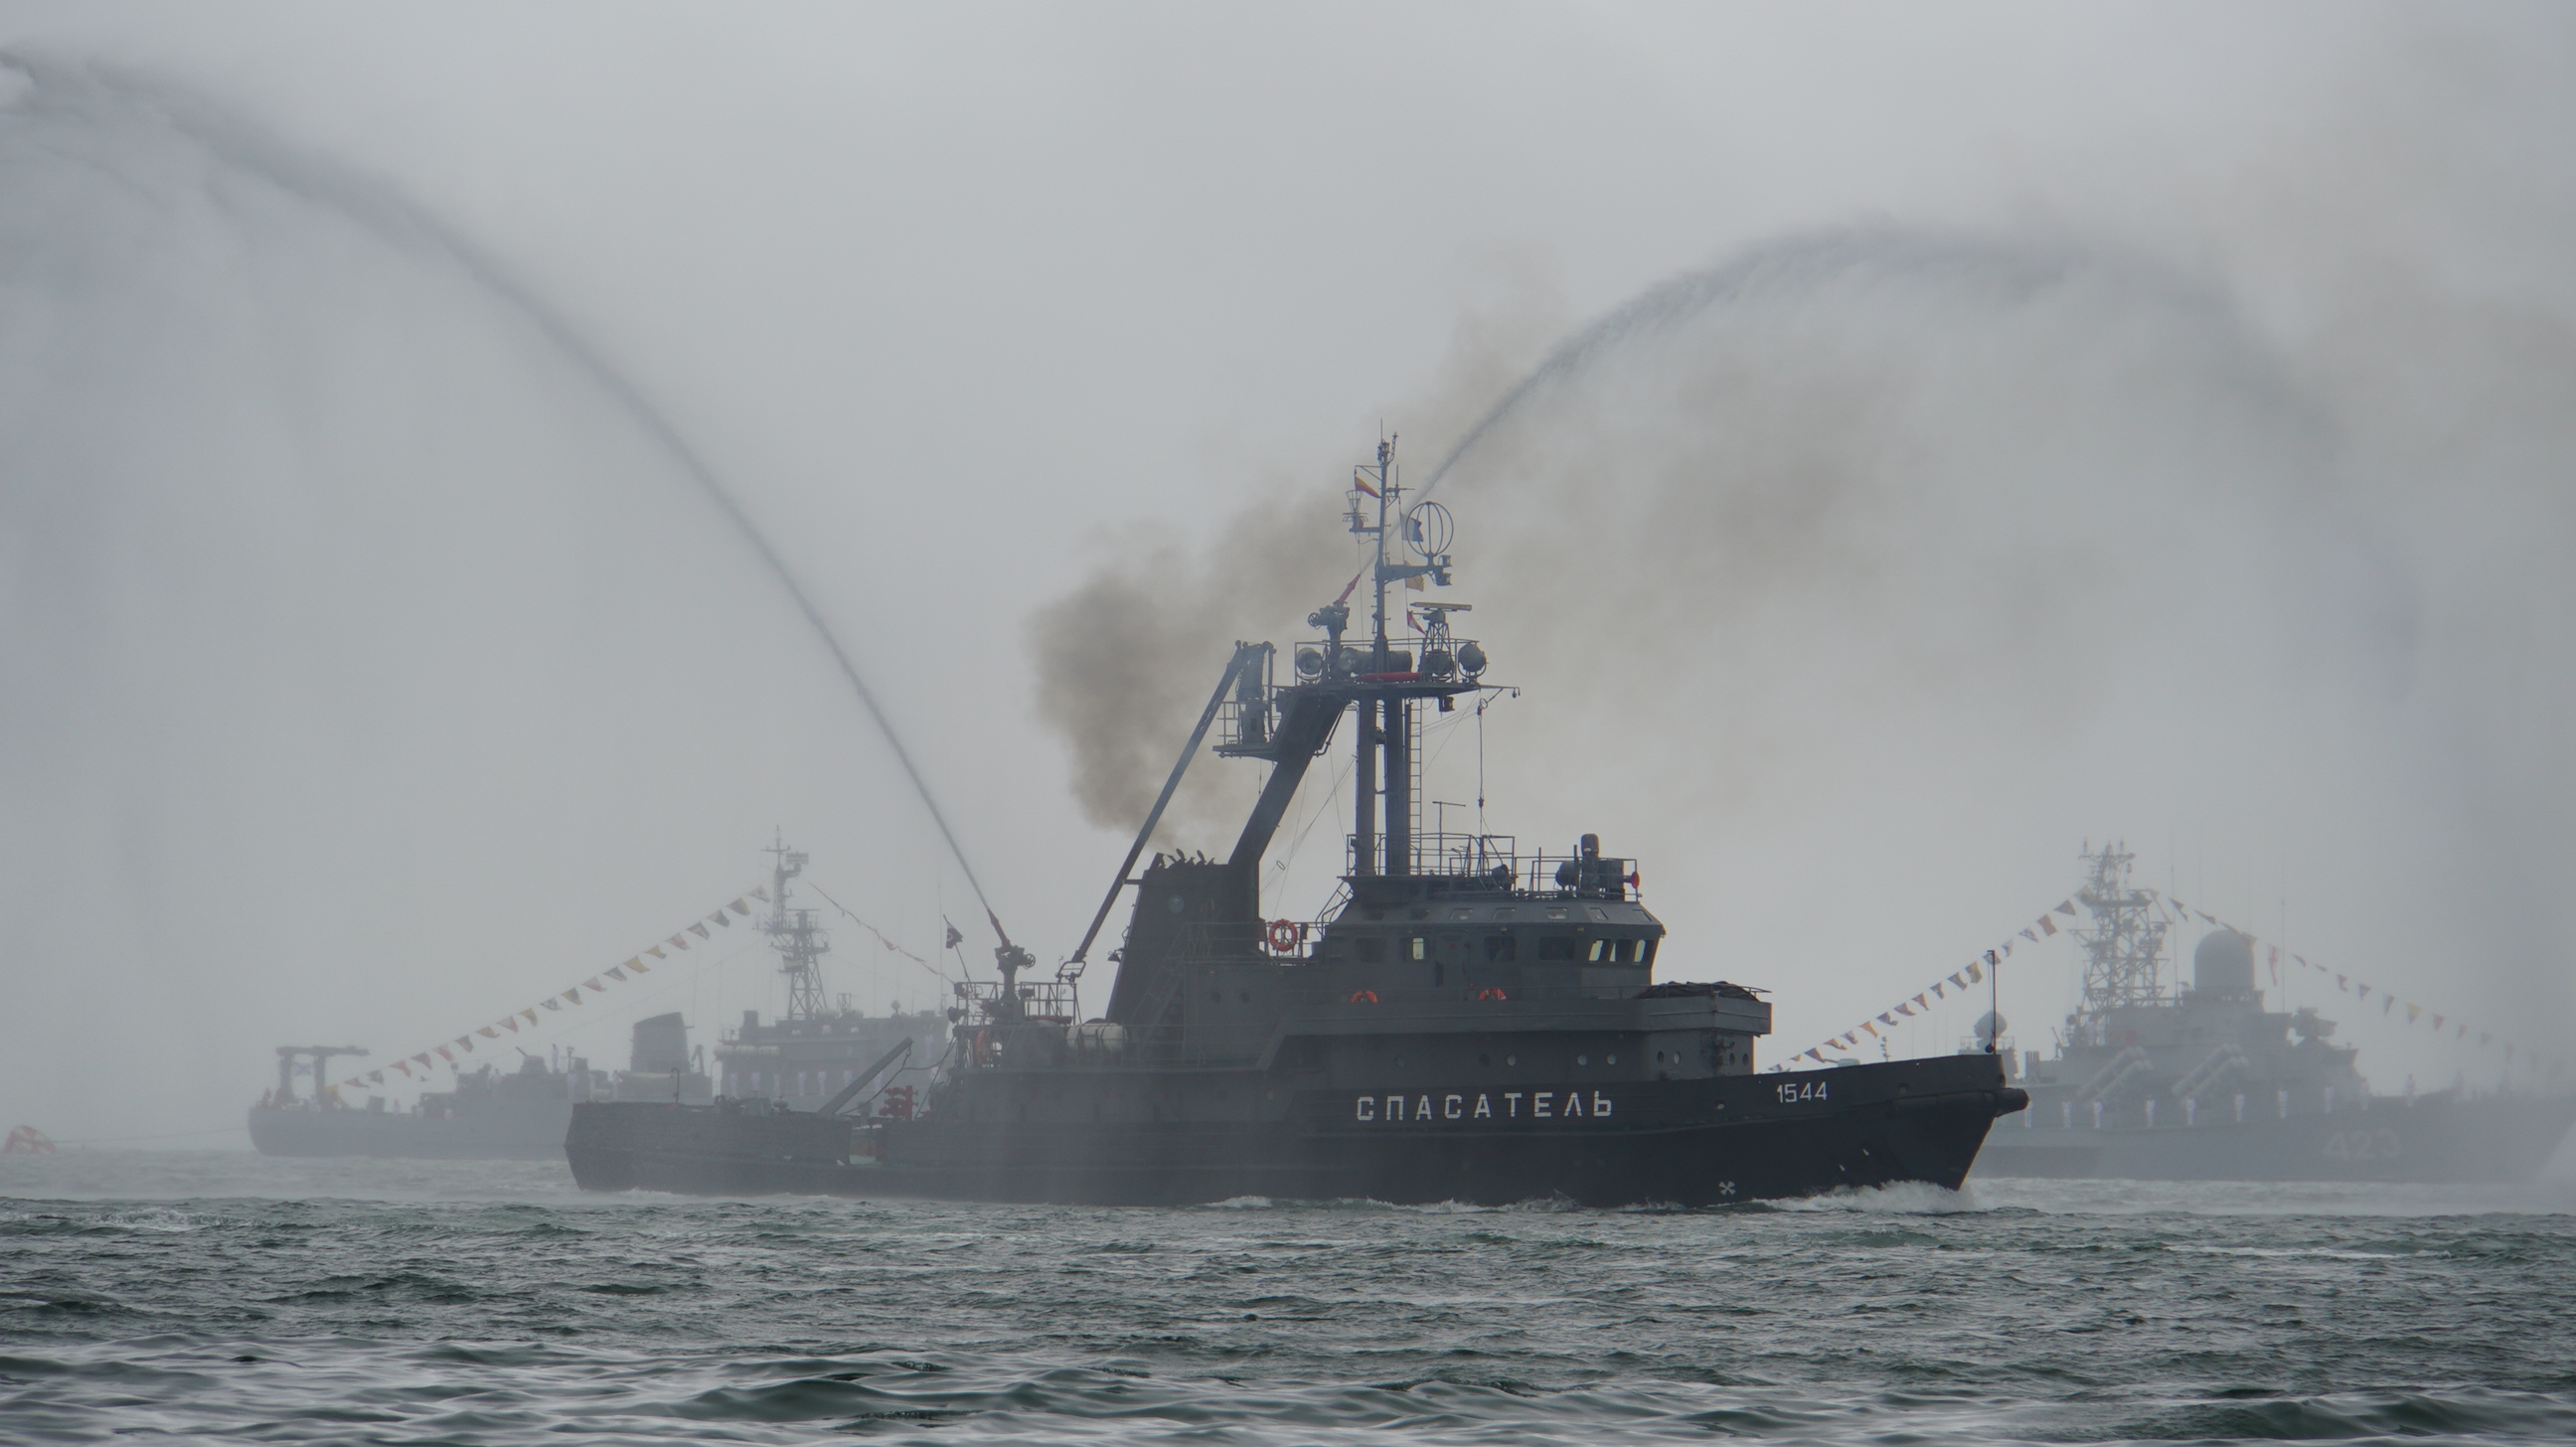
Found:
<box><xmin>763</xmin><ymin>832</ymin><xmax>831</xmax><ymax>1020</ymax></box>
<box><xmin>1341</xmin><ymin>436</ymin><xmax>1454</xmax><ymax>877</ymax></box>
<box><xmin>2072</xmin><ymin>840</ymin><xmax>2167</xmax><ymax>1015</ymax></box>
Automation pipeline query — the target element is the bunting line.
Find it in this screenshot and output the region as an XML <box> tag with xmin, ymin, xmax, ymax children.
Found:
<box><xmin>338</xmin><ymin>886</ymin><xmax>764</xmax><ymax>1095</ymax></box>
<box><xmin>805</xmin><ymin>881</ymin><xmax>954</xmax><ymax>986</ymax></box>
<box><xmin>2149</xmin><ymin>890</ymin><xmax>2564</xmax><ymax>1083</ymax></box>
<box><xmin>1785</xmin><ymin>894</ymin><xmax>2082</xmax><ymax>1065</ymax></box>
<box><xmin>1783</xmin><ymin>885</ymin><xmax>2566</xmax><ymax>1082</ymax></box>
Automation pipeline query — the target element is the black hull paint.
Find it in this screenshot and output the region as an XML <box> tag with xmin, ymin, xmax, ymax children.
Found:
<box><xmin>566</xmin><ymin>1057</ymin><xmax>2023</xmax><ymax>1206</ymax></box>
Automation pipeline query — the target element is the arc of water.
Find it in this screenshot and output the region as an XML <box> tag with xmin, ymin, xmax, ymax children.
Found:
<box><xmin>6</xmin><ymin>55</ymin><xmax>1005</xmax><ymax>923</ymax></box>
<box><xmin>1412</xmin><ymin>232</ymin><xmax>2081</xmax><ymax>505</ymax></box>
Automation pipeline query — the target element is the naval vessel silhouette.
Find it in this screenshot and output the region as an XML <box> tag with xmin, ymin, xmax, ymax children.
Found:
<box><xmin>1974</xmin><ymin>845</ymin><xmax>2576</xmax><ymax>1182</ymax></box>
<box><xmin>565</xmin><ymin>438</ymin><xmax>2028</xmax><ymax>1205</ymax></box>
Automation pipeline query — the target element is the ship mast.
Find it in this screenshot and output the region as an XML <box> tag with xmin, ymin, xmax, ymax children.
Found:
<box><xmin>763</xmin><ymin>832</ymin><xmax>831</xmax><ymax>1020</ymax></box>
<box><xmin>1345</xmin><ymin>436</ymin><xmax>1449</xmax><ymax>877</ymax></box>
<box><xmin>2072</xmin><ymin>840</ymin><xmax>2167</xmax><ymax>1018</ymax></box>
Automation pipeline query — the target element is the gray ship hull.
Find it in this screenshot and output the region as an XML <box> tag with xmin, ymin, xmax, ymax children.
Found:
<box><xmin>1972</xmin><ymin>1090</ymin><xmax>2576</xmax><ymax>1183</ymax></box>
<box><xmin>246</xmin><ymin>1102</ymin><xmax>570</xmax><ymax>1161</ymax></box>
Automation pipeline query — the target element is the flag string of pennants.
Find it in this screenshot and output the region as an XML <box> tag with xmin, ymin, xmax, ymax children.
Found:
<box><xmin>2151</xmin><ymin>889</ymin><xmax>2567</xmax><ymax>1084</ymax></box>
<box><xmin>804</xmin><ymin>882</ymin><xmax>952</xmax><ymax>984</ymax></box>
<box><xmin>1788</xmin><ymin>887</ymin><xmax>2566</xmax><ymax>1083</ymax></box>
<box><xmin>333</xmin><ymin>886</ymin><xmax>772</xmax><ymax>1095</ymax></box>
<box><xmin>1788</xmin><ymin>895</ymin><xmax>2082</xmax><ymax>1063</ymax></box>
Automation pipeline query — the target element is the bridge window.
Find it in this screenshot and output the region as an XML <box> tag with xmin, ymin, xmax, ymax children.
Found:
<box><xmin>1355</xmin><ymin>937</ymin><xmax>1384</xmax><ymax>964</ymax></box>
<box><xmin>1483</xmin><ymin>934</ymin><xmax>1517</xmax><ymax>963</ymax></box>
<box><xmin>1537</xmin><ymin>936</ymin><xmax>1576</xmax><ymax>961</ymax></box>
<box><xmin>1407</xmin><ymin>937</ymin><xmax>1427</xmax><ymax>961</ymax></box>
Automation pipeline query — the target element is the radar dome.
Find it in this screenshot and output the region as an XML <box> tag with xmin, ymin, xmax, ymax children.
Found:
<box><xmin>2193</xmin><ymin>929</ymin><xmax>2256</xmax><ymax>997</ymax></box>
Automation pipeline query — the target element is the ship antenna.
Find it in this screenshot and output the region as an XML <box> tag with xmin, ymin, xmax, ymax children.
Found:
<box><xmin>1990</xmin><ymin>939</ymin><xmax>2001</xmax><ymax>1054</ymax></box>
<box><xmin>764</xmin><ymin>830</ymin><xmax>830</xmax><ymax>1020</ymax></box>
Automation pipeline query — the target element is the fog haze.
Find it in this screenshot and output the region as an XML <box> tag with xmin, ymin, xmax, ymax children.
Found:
<box><xmin>1</xmin><ymin>3</ymin><xmax>2569</xmax><ymax>1139</ymax></box>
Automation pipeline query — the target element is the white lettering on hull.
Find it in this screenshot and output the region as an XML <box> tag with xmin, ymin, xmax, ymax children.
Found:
<box><xmin>1353</xmin><ymin>1090</ymin><xmax>1617</xmax><ymax>1123</ymax></box>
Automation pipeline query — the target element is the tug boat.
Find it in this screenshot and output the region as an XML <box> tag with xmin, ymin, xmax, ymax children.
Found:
<box><xmin>567</xmin><ymin>439</ymin><xmax>2026</xmax><ymax>1205</ymax></box>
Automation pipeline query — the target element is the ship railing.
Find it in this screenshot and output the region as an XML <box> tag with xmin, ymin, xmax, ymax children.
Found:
<box><xmin>954</xmin><ymin>978</ymin><xmax>1080</xmax><ymax>1027</ymax></box>
<box><xmin>1345</xmin><ymin>832</ymin><xmax>1522</xmax><ymax>883</ymax></box>
<box><xmin>1213</xmin><ymin>642</ymin><xmax>1278</xmax><ymax>755</ymax></box>
<box><xmin>1522</xmin><ymin>849</ymin><xmax>1640</xmax><ymax>900</ymax></box>
<box><xmin>1216</xmin><ymin>638</ymin><xmax>1492</xmax><ymax>755</ymax></box>
<box><xmin>1340</xmin><ymin>836</ymin><xmax>1636</xmax><ymax>900</ymax></box>
<box><xmin>1289</xmin><ymin>982</ymin><xmax>1714</xmax><ymax>1009</ymax></box>
<box><xmin>1284</xmin><ymin>637</ymin><xmax>1488</xmax><ymax>689</ymax></box>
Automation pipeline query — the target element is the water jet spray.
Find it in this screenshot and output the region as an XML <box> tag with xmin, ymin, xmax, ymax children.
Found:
<box><xmin>0</xmin><ymin>54</ymin><xmax>1009</xmax><ymax>929</ymax></box>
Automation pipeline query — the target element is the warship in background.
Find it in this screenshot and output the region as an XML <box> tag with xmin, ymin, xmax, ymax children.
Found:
<box><xmin>246</xmin><ymin>1015</ymin><xmax>714</xmax><ymax>1160</ymax></box>
<box><xmin>1973</xmin><ymin>844</ymin><xmax>2576</xmax><ymax>1183</ymax></box>
<box><xmin>566</xmin><ymin>437</ymin><xmax>2027</xmax><ymax>1206</ymax></box>
<box><xmin>709</xmin><ymin>840</ymin><xmax>950</xmax><ymax>1110</ymax></box>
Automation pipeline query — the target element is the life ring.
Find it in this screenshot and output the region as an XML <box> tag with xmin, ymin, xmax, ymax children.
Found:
<box><xmin>1267</xmin><ymin>919</ymin><xmax>1302</xmax><ymax>953</ymax></box>
<box><xmin>1348</xmin><ymin>989</ymin><xmax>1379</xmax><ymax>1005</ymax></box>
<box><xmin>1475</xmin><ymin>988</ymin><xmax>1509</xmax><ymax>1002</ymax></box>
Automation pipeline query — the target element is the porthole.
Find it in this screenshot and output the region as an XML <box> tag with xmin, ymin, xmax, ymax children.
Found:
<box><xmin>1576</xmin><ymin>1053</ymin><xmax>1590</xmax><ymax>1066</ymax></box>
<box><xmin>1506</xmin><ymin>1054</ymin><xmax>1519</xmax><ymax>1066</ymax></box>
<box><xmin>1606</xmin><ymin>1053</ymin><xmax>1619</xmax><ymax>1064</ymax></box>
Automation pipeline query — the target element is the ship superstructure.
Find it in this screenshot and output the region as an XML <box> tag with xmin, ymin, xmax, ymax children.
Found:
<box><xmin>247</xmin><ymin>1018</ymin><xmax>715</xmax><ymax>1160</ymax></box>
<box><xmin>711</xmin><ymin>836</ymin><xmax>947</xmax><ymax>1109</ymax></box>
<box><xmin>566</xmin><ymin>438</ymin><xmax>2026</xmax><ymax>1206</ymax></box>
<box><xmin>1976</xmin><ymin>844</ymin><xmax>2575</xmax><ymax>1181</ymax></box>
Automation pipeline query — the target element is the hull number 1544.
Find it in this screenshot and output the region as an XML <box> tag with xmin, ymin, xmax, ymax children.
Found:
<box><xmin>1777</xmin><ymin>1080</ymin><xmax>1830</xmax><ymax>1104</ymax></box>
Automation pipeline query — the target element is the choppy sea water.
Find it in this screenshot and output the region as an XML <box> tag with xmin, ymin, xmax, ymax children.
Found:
<box><xmin>6</xmin><ymin>1153</ymin><xmax>2576</xmax><ymax>1445</ymax></box>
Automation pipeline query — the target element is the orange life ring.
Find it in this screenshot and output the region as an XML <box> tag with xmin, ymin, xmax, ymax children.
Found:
<box><xmin>1348</xmin><ymin>989</ymin><xmax>1379</xmax><ymax>1004</ymax></box>
<box><xmin>972</xmin><ymin>1028</ymin><xmax>992</xmax><ymax>1063</ymax></box>
<box><xmin>1267</xmin><ymin>919</ymin><xmax>1302</xmax><ymax>953</ymax></box>
<box><xmin>1476</xmin><ymin>988</ymin><xmax>1509</xmax><ymax>1001</ymax></box>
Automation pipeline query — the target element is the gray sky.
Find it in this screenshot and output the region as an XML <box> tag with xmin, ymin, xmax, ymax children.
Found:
<box><xmin>1</xmin><ymin>3</ymin><xmax>2569</xmax><ymax>1139</ymax></box>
